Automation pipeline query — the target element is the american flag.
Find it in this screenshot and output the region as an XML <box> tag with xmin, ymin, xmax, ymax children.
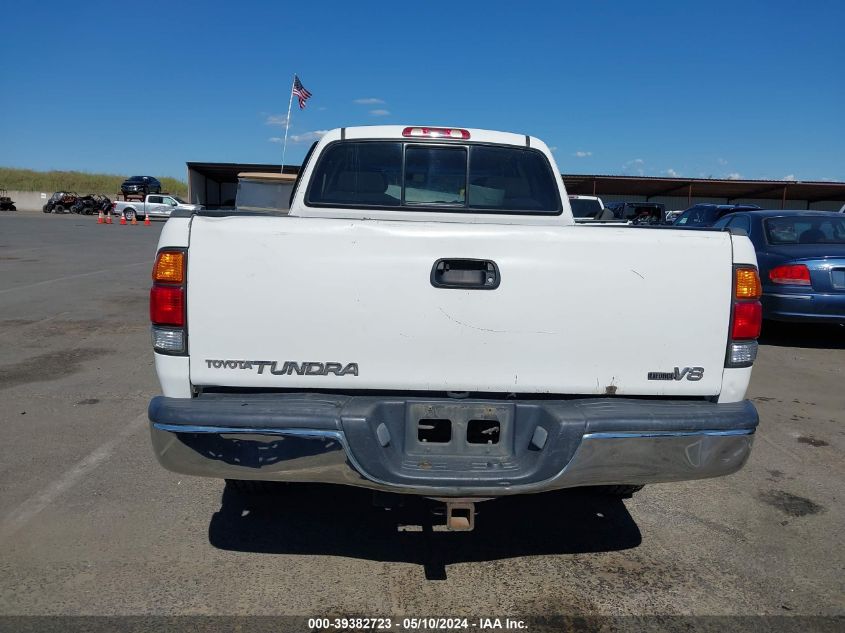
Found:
<box><xmin>292</xmin><ymin>75</ymin><xmax>312</xmax><ymax>109</ymax></box>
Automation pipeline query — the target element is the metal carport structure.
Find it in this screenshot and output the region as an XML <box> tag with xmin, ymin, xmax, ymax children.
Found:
<box><xmin>186</xmin><ymin>161</ymin><xmax>845</xmax><ymax>212</ymax></box>
<box><xmin>563</xmin><ymin>175</ymin><xmax>845</xmax><ymax>211</ymax></box>
<box><xmin>186</xmin><ymin>162</ymin><xmax>298</xmax><ymax>208</ymax></box>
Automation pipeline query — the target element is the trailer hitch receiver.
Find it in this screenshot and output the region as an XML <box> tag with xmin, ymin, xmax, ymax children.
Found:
<box><xmin>445</xmin><ymin>501</ymin><xmax>475</xmax><ymax>531</ymax></box>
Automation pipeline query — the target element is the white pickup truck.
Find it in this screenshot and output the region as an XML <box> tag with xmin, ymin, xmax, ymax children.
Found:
<box><xmin>147</xmin><ymin>125</ymin><xmax>761</xmax><ymax>530</ymax></box>
<box><xmin>114</xmin><ymin>193</ymin><xmax>202</xmax><ymax>221</ymax></box>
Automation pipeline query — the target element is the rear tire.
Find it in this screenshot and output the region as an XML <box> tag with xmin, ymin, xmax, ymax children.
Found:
<box><xmin>54</xmin><ymin>204</ymin><xmax>65</xmax><ymax>214</ymax></box>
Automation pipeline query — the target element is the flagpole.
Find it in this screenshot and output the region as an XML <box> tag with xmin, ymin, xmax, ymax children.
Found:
<box><xmin>281</xmin><ymin>74</ymin><xmax>296</xmax><ymax>174</ymax></box>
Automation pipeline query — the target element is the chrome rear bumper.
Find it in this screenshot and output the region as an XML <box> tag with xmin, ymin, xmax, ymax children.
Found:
<box><xmin>149</xmin><ymin>394</ymin><xmax>757</xmax><ymax>497</ymax></box>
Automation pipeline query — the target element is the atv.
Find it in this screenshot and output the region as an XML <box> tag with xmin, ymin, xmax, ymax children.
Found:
<box><xmin>0</xmin><ymin>188</ymin><xmax>15</xmax><ymax>211</ymax></box>
<box><xmin>92</xmin><ymin>194</ymin><xmax>112</xmax><ymax>214</ymax></box>
<box><xmin>43</xmin><ymin>191</ymin><xmax>79</xmax><ymax>213</ymax></box>
<box><xmin>71</xmin><ymin>194</ymin><xmax>112</xmax><ymax>215</ymax></box>
<box><xmin>70</xmin><ymin>195</ymin><xmax>96</xmax><ymax>215</ymax></box>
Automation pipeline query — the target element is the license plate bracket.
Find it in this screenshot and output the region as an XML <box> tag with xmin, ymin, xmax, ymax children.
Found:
<box><xmin>404</xmin><ymin>401</ymin><xmax>514</xmax><ymax>457</ymax></box>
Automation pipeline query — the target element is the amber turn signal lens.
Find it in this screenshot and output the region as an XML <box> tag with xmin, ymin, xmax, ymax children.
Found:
<box><xmin>735</xmin><ymin>266</ymin><xmax>762</xmax><ymax>300</ymax></box>
<box><xmin>152</xmin><ymin>250</ymin><xmax>184</xmax><ymax>284</ymax></box>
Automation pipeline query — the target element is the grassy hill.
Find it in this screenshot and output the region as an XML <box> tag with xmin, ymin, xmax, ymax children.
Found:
<box><xmin>0</xmin><ymin>167</ymin><xmax>188</xmax><ymax>198</ymax></box>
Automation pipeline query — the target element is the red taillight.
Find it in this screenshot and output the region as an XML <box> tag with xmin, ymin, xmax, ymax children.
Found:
<box><xmin>402</xmin><ymin>126</ymin><xmax>470</xmax><ymax>140</ymax></box>
<box><xmin>150</xmin><ymin>285</ymin><xmax>184</xmax><ymax>326</ymax></box>
<box><xmin>769</xmin><ymin>264</ymin><xmax>811</xmax><ymax>286</ymax></box>
<box><xmin>732</xmin><ymin>301</ymin><xmax>762</xmax><ymax>339</ymax></box>
<box><xmin>728</xmin><ymin>265</ymin><xmax>762</xmax><ymax>366</ymax></box>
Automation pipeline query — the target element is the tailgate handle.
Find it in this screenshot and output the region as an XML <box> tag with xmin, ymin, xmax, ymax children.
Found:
<box><xmin>431</xmin><ymin>259</ymin><xmax>500</xmax><ymax>290</ymax></box>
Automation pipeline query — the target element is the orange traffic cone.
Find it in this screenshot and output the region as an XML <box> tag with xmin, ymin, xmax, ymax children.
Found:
<box><xmin>120</xmin><ymin>215</ymin><xmax>127</xmax><ymax>225</ymax></box>
<box><xmin>144</xmin><ymin>215</ymin><xmax>151</xmax><ymax>226</ymax></box>
<box><xmin>105</xmin><ymin>213</ymin><xmax>112</xmax><ymax>225</ymax></box>
<box><xmin>130</xmin><ymin>215</ymin><xmax>137</xmax><ymax>225</ymax></box>
<box><xmin>97</xmin><ymin>210</ymin><xmax>104</xmax><ymax>224</ymax></box>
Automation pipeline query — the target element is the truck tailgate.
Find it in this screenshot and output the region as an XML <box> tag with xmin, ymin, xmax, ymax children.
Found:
<box><xmin>186</xmin><ymin>216</ymin><xmax>733</xmax><ymax>397</ymax></box>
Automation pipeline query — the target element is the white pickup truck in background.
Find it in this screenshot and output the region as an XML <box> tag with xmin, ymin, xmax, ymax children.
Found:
<box><xmin>113</xmin><ymin>193</ymin><xmax>202</xmax><ymax>221</ymax></box>
<box><xmin>568</xmin><ymin>194</ymin><xmax>611</xmax><ymax>222</ymax></box>
<box><xmin>146</xmin><ymin>125</ymin><xmax>761</xmax><ymax>530</ymax></box>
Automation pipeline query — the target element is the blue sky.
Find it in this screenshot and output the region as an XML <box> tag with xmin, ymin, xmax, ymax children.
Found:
<box><xmin>2</xmin><ymin>0</ymin><xmax>843</xmax><ymax>182</ymax></box>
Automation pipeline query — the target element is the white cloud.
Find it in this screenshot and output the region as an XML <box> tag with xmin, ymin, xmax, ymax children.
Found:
<box><xmin>717</xmin><ymin>158</ymin><xmax>728</xmax><ymax>166</ymax></box>
<box><xmin>573</xmin><ymin>151</ymin><xmax>592</xmax><ymax>158</ymax></box>
<box><xmin>622</xmin><ymin>158</ymin><xmax>645</xmax><ymax>176</ymax></box>
<box><xmin>290</xmin><ymin>130</ymin><xmax>329</xmax><ymax>143</ymax></box>
<box><xmin>369</xmin><ymin>109</ymin><xmax>391</xmax><ymax>116</ymax></box>
<box><xmin>265</xmin><ymin>114</ymin><xmax>289</xmax><ymax>127</ymax></box>
<box><xmin>548</xmin><ymin>146</ymin><xmax>558</xmax><ymax>152</ymax></box>
<box><xmin>268</xmin><ymin>130</ymin><xmax>329</xmax><ymax>144</ymax></box>
<box><xmin>782</xmin><ymin>174</ymin><xmax>797</xmax><ymax>181</ymax></box>
<box><xmin>726</xmin><ymin>172</ymin><xmax>742</xmax><ymax>180</ymax></box>
<box><xmin>354</xmin><ymin>98</ymin><xmax>385</xmax><ymax>105</ymax></box>
<box><xmin>665</xmin><ymin>168</ymin><xmax>680</xmax><ymax>178</ymax></box>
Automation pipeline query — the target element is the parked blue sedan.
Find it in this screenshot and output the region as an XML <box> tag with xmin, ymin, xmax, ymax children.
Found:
<box><xmin>713</xmin><ymin>211</ymin><xmax>845</xmax><ymax>324</ymax></box>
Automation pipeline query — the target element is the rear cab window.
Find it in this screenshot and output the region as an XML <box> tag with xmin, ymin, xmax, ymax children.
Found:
<box><xmin>306</xmin><ymin>141</ymin><xmax>561</xmax><ymax>214</ymax></box>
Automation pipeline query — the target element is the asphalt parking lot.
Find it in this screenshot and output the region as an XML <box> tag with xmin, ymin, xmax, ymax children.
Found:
<box><xmin>0</xmin><ymin>213</ymin><xmax>843</xmax><ymax>622</ymax></box>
